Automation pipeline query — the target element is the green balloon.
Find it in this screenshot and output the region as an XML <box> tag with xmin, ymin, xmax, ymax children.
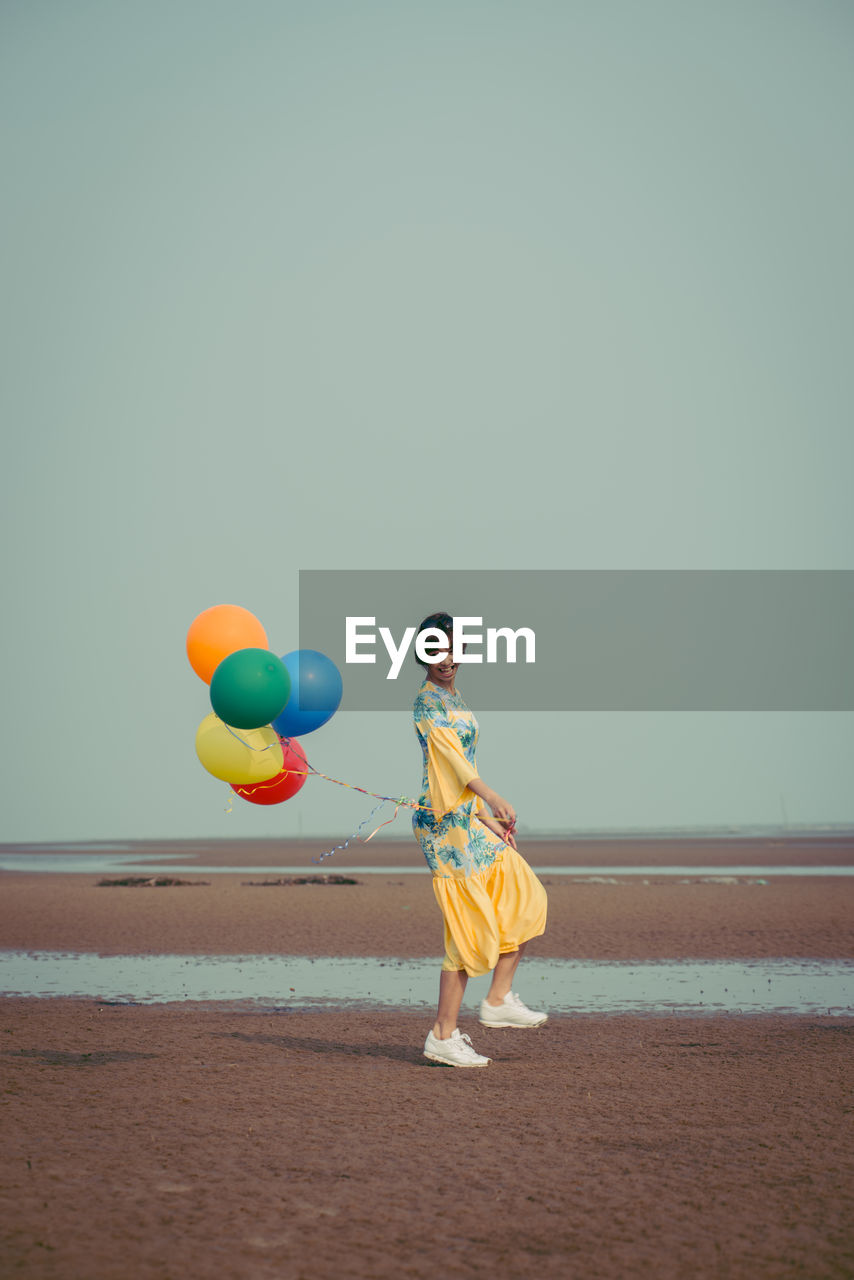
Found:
<box><xmin>210</xmin><ymin>648</ymin><xmax>291</xmax><ymax>730</ymax></box>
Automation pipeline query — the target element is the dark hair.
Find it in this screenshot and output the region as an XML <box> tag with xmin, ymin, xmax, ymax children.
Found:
<box><xmin>414</xmin><ymin>611</ymin><xmax>454</xmax><ymax>669</ymax></box>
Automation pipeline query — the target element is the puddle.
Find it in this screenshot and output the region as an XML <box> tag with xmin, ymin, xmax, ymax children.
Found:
<box><xmin>1</xmin><ymin>851</ymin><xmax>853</xmax><ymax>878</ymax></box>
<box><xmin>1</xmin><ymin>952</ymin><xmax>851</xmax><ymax>1015</ymax></box>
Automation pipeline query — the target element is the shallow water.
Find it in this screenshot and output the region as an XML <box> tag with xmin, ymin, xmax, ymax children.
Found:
<box><xmin>1</xmin><ymin>851</ymin><xmax>853</xmax><ymax>878</ymax></box>
<box><xmin>1</xmin><ymin>952</ymin><xmax>851</xmax><ymax>1015</ymax></box>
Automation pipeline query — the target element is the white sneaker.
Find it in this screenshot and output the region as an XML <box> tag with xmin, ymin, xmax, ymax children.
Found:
<box><xmin>479</xmin><ymin>991</ymin><xmax>548</xmax><ymax>1028</ymax></box>
<box><xmin>423</xmin><ymin>1028</ymin><xmax>491</xmax><ymax>1068</ymax></box>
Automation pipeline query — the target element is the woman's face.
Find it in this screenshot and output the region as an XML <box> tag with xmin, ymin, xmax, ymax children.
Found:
<box><xmin>425</xmin><ymin>633</ymin><xmax>458</xmax><ymax>689</ymax></box>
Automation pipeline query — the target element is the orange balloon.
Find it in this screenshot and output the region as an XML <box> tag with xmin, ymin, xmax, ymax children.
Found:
<box><xmin>186</xmin><ymin>604</ymin><xmax>268</xmax><ymax>684</ymax></box>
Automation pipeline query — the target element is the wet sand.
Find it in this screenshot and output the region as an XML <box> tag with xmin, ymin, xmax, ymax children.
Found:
<box><xmin>2</xmin><ymin>836</ymin><xmax>853</xmax><ymax>1278</ymax></box>
<box><xmin>8</xmin><ymin>833</ymin><xmax>854</xmax><ymax>868</ymax></box>
<box><xmin>2</xmin><ymin>1004</ymin><xmax>852</xmax><ymax>1279</ymax></box>
<box><xmin>2</xmin><ymin>868</ymin><xmax>853</xmax><ymax>961</ymax></box>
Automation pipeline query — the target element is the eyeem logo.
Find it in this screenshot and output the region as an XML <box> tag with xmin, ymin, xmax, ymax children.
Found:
<box><xmin>345</xmin><ymin>616</ymin><xmax>536</xmax><ymax>680</ymax></box>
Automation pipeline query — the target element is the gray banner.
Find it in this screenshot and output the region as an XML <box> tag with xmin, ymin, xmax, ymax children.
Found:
<box><xmin>297</xmin><ymin>570</ymin><xmax>854</xmax><ymax>711</ymax></box>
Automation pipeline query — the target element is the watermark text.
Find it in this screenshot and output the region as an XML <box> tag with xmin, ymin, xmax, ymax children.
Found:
<box><xmin>345</xmin><ymin>616</ymin><xmax>536</xmax><ymax>679</ymax></box>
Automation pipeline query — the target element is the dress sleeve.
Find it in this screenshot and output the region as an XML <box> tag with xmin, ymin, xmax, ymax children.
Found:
<box><xmin>426</xmin><ymin>725</ymin><xmax>479</xmax><ymax>817</ymax></box>
<box><xmin>414</xmin><ymin>688</ymin><xmax>479</xmax><ymax>817</ymax></box>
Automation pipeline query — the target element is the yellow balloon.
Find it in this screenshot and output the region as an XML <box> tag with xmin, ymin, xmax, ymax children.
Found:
<box><xmin>195</xmin><ymin>713</ymin><xmax>284</xmax><ymax>784</ymax></box>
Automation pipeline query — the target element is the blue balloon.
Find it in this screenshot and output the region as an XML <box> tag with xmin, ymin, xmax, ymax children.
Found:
<box><xmin>271</xmin><ymin>649</ymin><xmax>343</xmax><ymax>737</ymax></box>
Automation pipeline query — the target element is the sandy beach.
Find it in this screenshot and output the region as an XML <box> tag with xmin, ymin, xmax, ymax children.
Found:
<box><xmin>2</xmin><ymin>836</ymin><xmax>853</xmax><ymax>1278</ymax></box>
<box><xmin>3</xmin><ymin>836</ymin><xmax>854</xmax><ymax>961</ymax></box>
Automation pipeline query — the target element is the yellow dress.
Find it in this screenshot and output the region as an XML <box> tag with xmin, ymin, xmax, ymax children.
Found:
<box><xmin>412</xmin><ymin>679</ymin><xmax>547</xmax><ymax>977</ymax></box>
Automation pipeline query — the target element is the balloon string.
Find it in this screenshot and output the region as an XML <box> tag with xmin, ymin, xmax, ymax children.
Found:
<box><xmin>217</xmin><ymin>718</ymin><xmax>436</xmax><ymax>862</ymax></box>
<box><xmin>283</xmin><ymin>753</ymin><xmax>436</xmax><ymax>865</ymax></box>
<box><xmin>310</xmin><ymin>798</ymin><xmax>397</xmax><ymax>865</ymax></box>
<box><xmin>219</xmin><ymin>718</ymin><xmax>434</xmax><ymax>814</ymax></box>
<box><xmin>297</xmin><ymin>764</ymin><xmax>433</xmax><ymax>815</ymax></box>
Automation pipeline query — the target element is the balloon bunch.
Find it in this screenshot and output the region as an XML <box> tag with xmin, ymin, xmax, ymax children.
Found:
<box><xmin>188</xmin><ymin>604</ymin><xmax>343</xmax><ymax>809</ymax></box>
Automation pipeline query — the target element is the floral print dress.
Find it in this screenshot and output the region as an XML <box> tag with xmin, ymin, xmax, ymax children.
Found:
<box><xmin>412</xmin><ymin>679</ymin><xmax>547</xmax><ymax>977</ymax></box>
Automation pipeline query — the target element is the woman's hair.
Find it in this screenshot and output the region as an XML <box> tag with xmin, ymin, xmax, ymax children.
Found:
<box><xmin>414</xmin><ymin>611</ymin><xmax>454</xmax><ymax>669</ymax></box>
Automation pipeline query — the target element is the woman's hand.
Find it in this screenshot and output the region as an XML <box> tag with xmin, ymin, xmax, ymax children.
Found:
<box><xmin>478</xmin><ymin>811</ymin><xmax>518</xmax><ymax>850</ymax></box>
<box><xmin>466</xmin><ymin>778</ymin><xmax>516</xmax><ymax>832</ymax></box>
<box><xmin>488</xmin><ymin>792</ymin><xmax>516</xmax><ymax>831</ymax></box>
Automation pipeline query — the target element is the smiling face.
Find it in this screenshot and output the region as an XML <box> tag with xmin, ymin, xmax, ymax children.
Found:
<box><xmin>424</xmin><ymin>630</ymin><xmax>461</xmax><ymax>690</ymax></box>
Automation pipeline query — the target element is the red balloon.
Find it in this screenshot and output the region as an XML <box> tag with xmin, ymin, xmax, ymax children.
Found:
<box><xmin>231</xmin><ymin>738</ymin><xmax>308</xmax><ymax>806</ymax></box>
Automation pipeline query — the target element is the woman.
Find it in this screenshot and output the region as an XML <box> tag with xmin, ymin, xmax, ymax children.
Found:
<box><xmin>412</xmin><ymin>612</ymin><xmax>548</xmax><ymax>1068</ymax></box>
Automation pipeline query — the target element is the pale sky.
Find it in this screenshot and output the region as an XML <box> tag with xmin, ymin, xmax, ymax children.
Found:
<box><xmin>2</xmin><ymin>0</ymin><xmax>852</xmax><ymax>843</ymax></box>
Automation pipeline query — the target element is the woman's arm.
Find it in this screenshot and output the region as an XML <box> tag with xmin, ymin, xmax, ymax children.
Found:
<box><xmin>466</xmin><ymin>777</ymin><xmax>516</xmax><ymax>830</ymax></box>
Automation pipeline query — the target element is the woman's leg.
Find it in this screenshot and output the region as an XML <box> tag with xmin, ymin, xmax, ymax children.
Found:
<box><xmin>433</xmin><ymin>968</ymin><xmax>468</xmax><ymax>1039</ymax></box>
<box><xmin>484</xmin><ymin>941</ymin><xmax>528</xmax><ymax>1006</ymax></box>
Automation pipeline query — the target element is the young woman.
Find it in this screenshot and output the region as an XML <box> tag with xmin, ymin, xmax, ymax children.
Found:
<box><xmin>412</xmin><ymin>612</ymin><xmax>548</xmax><ymax>1068</ymax></box>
